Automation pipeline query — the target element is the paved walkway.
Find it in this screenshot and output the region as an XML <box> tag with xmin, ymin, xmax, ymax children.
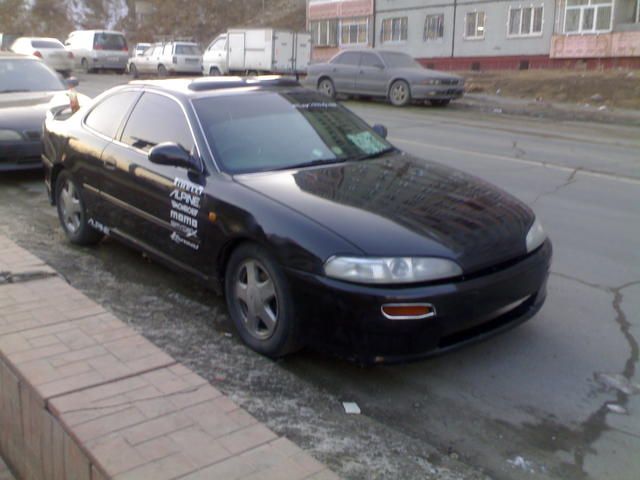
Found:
<box><xmin>0</xmin><ymin>235</ymin><xmax>338</xmax><ymax>480</ymax></box>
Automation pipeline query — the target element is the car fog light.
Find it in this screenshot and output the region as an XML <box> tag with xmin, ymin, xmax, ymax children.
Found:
<box><xmin>0</xmin><ymin>129</ymin><xmax>23</xmax><ymax>141</ymax></box>
<box><xmin>381</xmin><ymin>303</ymin><xmax>436</xmax><ymax>320</ymax></box>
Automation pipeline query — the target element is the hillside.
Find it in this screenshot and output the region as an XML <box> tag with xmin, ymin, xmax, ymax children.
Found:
<box><xmin>0</xmin><ymin>0</ymin><xmax>307</xmax><ymax>45</ymax></box>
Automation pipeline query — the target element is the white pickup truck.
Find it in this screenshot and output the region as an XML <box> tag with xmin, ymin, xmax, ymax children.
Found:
<box><xmin>202</xmin><ymin>29</ymin><xmax>310</xmax><ymax>76</ymax></box>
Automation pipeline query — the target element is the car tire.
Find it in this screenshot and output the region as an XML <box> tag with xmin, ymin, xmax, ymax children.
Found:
<box><xmin>116</xmin><ymin>68</ymin><xmax>126</xmax><ymax>75</ymax></box>
<box><xmin>158</xmin><ymin>64</ymin><xmax>167</xmax><ymax>77</ymax></box>
<box><xmin>81</xmin><ymin>58</ymin><xmax>91</xmax><ymax>74</ymax></box>
<box><xmin>208</xmin><ymin>66</ymin><xmax>220</xmax><ymax>76</ymax></box>
<box><xmin>318</xmin><ymin>77</ymin><xmax>336</xmax><ymax>99</ymax></box>
<box><xmin>130</xmin><ymin>64</ymin><xmax>139</xmax><ymax>78</ymax></box>
<box><xmin>389</xmin><ymin>79</ymin><xmax>411</xmax><ymax>107</ymax></box>
<box><xmin>431</xmin><ymin>99</ymin><xmax>450</xmax><ymax>107</ymax></box>
<box><xmin>225</xmin><ymin>243</ymin><xmax>302</xmax><ymax>358</ymax></box>
<box><xmin>55</xmin><ymin>171</ymin><xmax>103</xmax><ymax>246</ymax></box>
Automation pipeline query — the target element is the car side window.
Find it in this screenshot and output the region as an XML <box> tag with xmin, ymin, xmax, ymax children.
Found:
<box><xmin>84</xmin><ymin>91</ymin><xmax>140</xmax><ymax>139</ymax></box>
<box><xmin>213</xmin><ymin>38</ymin><xmax>226</xmax><ymax>50</ymax></box>
<box><xmin>360</xmin><ymin>53</ymin><xmax>384</xmax><ymax>68</ymax></box>
<box><xmin>163</xmin><ymin>44</ymin><xmax>172</xmax><ymax>56</ymax></box>
<box><xmin>332</xmin><ymin>52</ymin><xmax>360</xmax><ymax>65</ymax></box>
<box><xmin>121</xmin><ymin>93</ymin><xmax>195</xmax><ymax>153</ymax></box>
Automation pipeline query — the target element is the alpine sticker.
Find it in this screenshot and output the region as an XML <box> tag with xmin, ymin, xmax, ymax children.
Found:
<box><xmin>169</xmin><ymin>177</ymin><xmax>203</xmax><ymax>250</ymax></box>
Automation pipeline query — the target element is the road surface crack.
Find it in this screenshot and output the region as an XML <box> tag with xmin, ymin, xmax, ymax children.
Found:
<box><xmin>532</xmin><ymin>168</ymin><xmax>581</xmax><ymax>205</ymax></box>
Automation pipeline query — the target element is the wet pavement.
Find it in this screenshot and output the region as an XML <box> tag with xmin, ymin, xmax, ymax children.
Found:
<box><xmin>0</xmin><ymin>74</ymin><xmax>639</xmax><ymax>479</ymax></box>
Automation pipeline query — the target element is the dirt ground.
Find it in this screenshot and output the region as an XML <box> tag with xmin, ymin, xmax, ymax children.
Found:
<box><xmin>463</xmin><ymin>69</ymin><xmax>640</xmax><ymax>110</ymax></box>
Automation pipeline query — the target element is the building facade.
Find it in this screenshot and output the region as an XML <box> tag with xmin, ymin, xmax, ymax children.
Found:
<box><xmin>308</xmin><ymin>0</ymin><xmax>640</xmax><ymax>69</ymax></box>
<box><xmin>307</xmin><ymin>0</ymin><xmax>375</xmax><ymax>61</ymax></box>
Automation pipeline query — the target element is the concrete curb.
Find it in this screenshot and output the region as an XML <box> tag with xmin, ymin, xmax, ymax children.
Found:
<box><xmin>0</xmin><ymin>235</ymin><xmax>338</xmax><ymax>480</ymax></box>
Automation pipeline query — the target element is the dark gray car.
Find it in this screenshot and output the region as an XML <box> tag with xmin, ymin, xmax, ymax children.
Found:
<box><xmin>306</xmin><ymin>49</ymin><xmax>464</xmax><ymax>107</ymax></box>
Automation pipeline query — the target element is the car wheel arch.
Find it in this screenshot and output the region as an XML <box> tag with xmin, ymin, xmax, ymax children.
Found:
<box><xmin>50</xmin><ymin>165</ymin><xmax>65</xmax><ymax>204</ymax></box>
<box><xmin>317</xmin><ymin>75</ymin><xmax>333</xmax><ymax>88</ymax></box>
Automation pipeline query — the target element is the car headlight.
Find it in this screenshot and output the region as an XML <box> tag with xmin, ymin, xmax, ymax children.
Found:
<box><xmin>526</xmin><ymin>217</ymin><xmax>546</xmax><ymax>253</ymax></box>
<box><xmin>422</xmin><ymin>79</ymin><xmax>442</xmax><ymax>85</ymax></box>
<box><xmin>0</xmin><ymin>129</ymin><xmax>23</xmax><ymax>141</ymax></box>
<box><xmin>324</xmin><ymin>256</ymin><xmax>462</xmax><ymax>284</ymax></box>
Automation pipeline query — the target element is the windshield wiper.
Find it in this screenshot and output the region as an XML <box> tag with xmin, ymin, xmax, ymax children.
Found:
<box><xmin>271</xmin><ymin>158</ymin><xmax>346</xmax><ymax>171</ymax></box>
<box><xmin>0</xmin><ymin>89</ymin><xmax>30</xmax><ymax>93</ymax></box>
<box><xmin>353</xmin><ymin>147</ymin><xmax>397</xmax><ymax>162</ymax></box>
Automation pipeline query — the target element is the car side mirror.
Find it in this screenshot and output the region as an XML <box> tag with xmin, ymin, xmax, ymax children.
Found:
<box><xmin>66</xmin><ymin>77</ymin><xmax>79</xmax><ymax>88</ymax></box>
<box><xmin>372</xmin><ymin>124</ymin><xmax>388</xmax><ymax>139</ymax></box>
<box><xmin>149</xmin><ymin>142</ymin><xmax>202</xmax><ymax>172</ymax></box>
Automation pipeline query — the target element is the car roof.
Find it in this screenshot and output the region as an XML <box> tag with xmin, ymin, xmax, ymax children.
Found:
<box><xmin>127</xmin><ymin>76</ymin><xmax>303</xmax><ymax>99</ymax></box>
<box><xmin>16</xmin><ymin>37</ymin><xmax>63</xmax><ymax>44</ymax></box>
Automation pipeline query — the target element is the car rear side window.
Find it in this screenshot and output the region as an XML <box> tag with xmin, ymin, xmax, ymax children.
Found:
<box><xmin>84</xmin><ymin>91</ymin><xmax>140</xmax><ymax>139</ymax></box>
<box><xmin>31</xmin><ymin>40</ymin><xmax>64</xmax><ymax>49</ymax></box>
<box><xmin>360</xmin><ymin>53</ymin><xmax>384</xmax><ymax>68</ymax></box>
<box><xmin>120</xmin><ymin>93</ymin><xmax>194</xmax><ymax>153</ymax></box>
<box><xmin>332</xmin><ymin>52</ymin><xmax>360</xmax><ymax>65</ymax></box>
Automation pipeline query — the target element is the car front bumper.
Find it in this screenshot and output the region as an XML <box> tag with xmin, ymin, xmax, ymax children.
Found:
<box><xmin>0</xmin><ymin>140</ymin><xmax>42</xmax><ymax>171</ymax></box>
<box><xmin>411</xmin><ymin>84</ymin><xmax>465</xmax><ymax>101</ymax></box>
<box><xmin>286</xmin><ymin>240</ymin><xmax>551</xmax><ymax>363</ymax></box>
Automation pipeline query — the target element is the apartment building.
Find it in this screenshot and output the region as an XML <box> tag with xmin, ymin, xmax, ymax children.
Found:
<box><xmin>307</xmin><ymin>0</ymin><xmax>375</xmax><ymax>61</ymax></box>
<box><xmin>308</xmin><ymin>0</ymin><xmax>640</xmax><ymax>69</ymax></box>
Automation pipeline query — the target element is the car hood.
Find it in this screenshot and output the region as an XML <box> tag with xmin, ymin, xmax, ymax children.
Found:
<box><xmin>0</xmin><ymin>91</ymin><xmax>62</xmax><ymax>131</ymax></box>
<box><xmin>236</xmin><ymin>152</ymin><xmax>535</xmax><ymax>273</ymax></box>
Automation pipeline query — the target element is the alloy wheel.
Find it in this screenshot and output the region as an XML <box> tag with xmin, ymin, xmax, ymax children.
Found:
<box><xmin>59</xmin><ymin>179</ymin><xmax>82</xmax><ymax>234</ymax></box>
<box><xmin>390</xmin><ymin>81</ymin><xmax>410</xmax><ymax>106</ymax></box>
<box><xmin>318</xmin><ymin>79</ymin><xmax>335</xmax><ymax>98</ymax></box>
<box><xmin>234</xmin><ymin>259</ymin><xmax>278</xmax><ymax>340</ymax></box>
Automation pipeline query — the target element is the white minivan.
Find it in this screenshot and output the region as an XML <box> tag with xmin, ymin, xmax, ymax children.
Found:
<box><xmin>64</xmin><ymin>30</ymin><xmax>129</xmax><ymax>74</ymax></box>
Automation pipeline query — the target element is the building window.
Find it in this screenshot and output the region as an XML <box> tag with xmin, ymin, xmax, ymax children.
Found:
<box><xmin>564</xmin><ymin>0</ymin><xmax>613</xmax><ymax>33</ymax></box>
<box><xmin>381</xmin><ymin>17</ymin><xmax>408</xmax><ymax>43</ymax></box>
<box><xmin>465</xmin><ymin>11</ymin><xmax>486</xmax><ymax>39</ymax></box>
<box><xmin>340</xmin><ymin>17</ymin><xmax>368</xmax><ymax>45</ymax></box>
<box><xmin>310</xmin><ymin>19</ymin><xmax>339</xmax><ymax>47</ymax></box>
<box><xmin>424</xmin><ymin>14</ymin><xmax>445</xmax><ymax>41</ymax></box>
<box><xmin>508</xmin><ymin>6</ymin><xmax>544</xmax><ymax>36</ymax></box>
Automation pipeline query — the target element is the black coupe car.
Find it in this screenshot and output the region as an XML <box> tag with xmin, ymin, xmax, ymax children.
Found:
<box><xmin>0</xmin><ymin>52</ymin><xmax>81</xmax><ymax>171</ymax></box>
<box><xmin>42</xmin><ymin>77</ymin><xmax>551</xmax><ymax>363</ymax></box>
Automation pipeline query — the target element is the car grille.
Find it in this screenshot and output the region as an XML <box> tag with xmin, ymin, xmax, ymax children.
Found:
<box><xmin>441</xmin><ymin>79</ymin><xmax>460</xmax><ymax>85</ymax></box>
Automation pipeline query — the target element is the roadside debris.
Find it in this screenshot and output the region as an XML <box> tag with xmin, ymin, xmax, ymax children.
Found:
<box><xmin>606</xmin><ymin>403</ymin><xmax>628</xmax><ymax>415</ymax></box>
<box><xmin>507</xmin><ymin>455</ymin><xmax>536</xmax><ymax>474</ymax></box>
<box><xmin>595</xmin><ymin>372</ymin><xmax>640</xmax><ymax>395</ymax></box>
<box><xmin>590</xmin><ymin>93</ymin><xmax>604</xmax><ymax>102</ymax></box>
<box><xmin>492</xmin><ymin>108</ymin><xmax>503</xmax><ymax>114</ymax></box>
<box><xmin>342</xmin><ymin>402</ymin><xmax>361</xmax><ymax>414</ymax></box>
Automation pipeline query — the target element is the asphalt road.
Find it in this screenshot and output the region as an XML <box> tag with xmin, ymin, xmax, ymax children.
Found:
<box><xmin>1</xmin><ymin>73</ymin><xmax>639</xmax><ymax>480</ymax></box>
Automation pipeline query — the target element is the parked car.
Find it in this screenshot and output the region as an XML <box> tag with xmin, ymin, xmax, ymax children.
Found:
<box><xmin>10</xmin><ymin>37</ymin><xmax>74</xmax><ymax>76</ymax></box>
<box><xmin>0</xmin><ymin>52</ymin><xmax>86</xmax><ymax>171</ymax></box>
<box><xmin>128</xmin><ymin>41</ymin><xmax>202</xmax><ymax>78</ymax></box>
<box><xmin>133</xmin><ymin>42</ymin><xmax>151</xmax><ymax>57</ymax></box>
<box><xmin>202</xmin><ymin>29</ymin><xmax>310</xmax><ymax>76</ymax></box>
<box><xmin>42</xmin><ymin>76</ymin><xmax>550</xmax><ymax>363</ymax></box>
<box><xmin>64</xmin><ymin>30</ymin><xmax>128</xmax><ymax>74</ymax></box>
<box><xmin>306</xmin><ymin>49</ymin><xmax>464</xmax><ymax>107</ymax></box>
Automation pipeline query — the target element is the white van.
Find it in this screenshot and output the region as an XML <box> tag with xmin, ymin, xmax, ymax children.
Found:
<box><xmin>128</xmin><ymin>41</ymin><xmax>202</xmax><ymax>77</ymax></box>
<box><xmin>64</xmin><ymin>30</ymin><xmax>128</xmax><ymax>74</ymax></box>
<box><xmin>202</xmin><ymin>29</ymin><xmax>310</xmax><ymax>76</ymax></box>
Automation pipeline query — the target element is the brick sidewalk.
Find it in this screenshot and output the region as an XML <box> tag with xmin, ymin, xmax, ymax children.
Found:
<box><xmin>0</xmin><ymin>235</ymin><xmax>338</xmax><ymax>480</ymax></box>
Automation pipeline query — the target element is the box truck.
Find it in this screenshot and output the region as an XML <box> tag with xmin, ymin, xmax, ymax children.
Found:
<box><xmin>202</xmin><ymin>28</ymin><xmax>310</xmax><ymax>76</ymax></box>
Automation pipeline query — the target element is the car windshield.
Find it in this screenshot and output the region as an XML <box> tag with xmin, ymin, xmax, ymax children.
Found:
<box><xmin>94</xmin><ymin>33</ymin><xmax>127</xmax><ymax>50</ymax></box>
<box><xmin>379</xmin><ymin>52</ymin><xmax>422</xmax><ymax>69</ymax></box>
<box><xmin>31</xmin><ymin>40</ymin><xmax>64</xmax><ymax>49</ymax></box>
<box><xmin>193</xmin><ymin>90</ymin><xmax>393</xmax><ymax>174</ymax></box>
<box><xmin>0</xmin><ymin>59</ymin><xmax>64</xmax><ymax>93</ymax></box>
<box><xmin>175</xmin><ymin>44</ymin><xmax>201</xmax><ymax>55</ymax></box>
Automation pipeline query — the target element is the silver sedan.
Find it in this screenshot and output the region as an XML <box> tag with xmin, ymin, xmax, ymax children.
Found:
<box><xmin>306</xmin><ymin>49</ymin><xmax>464</xmax><ymax>107</ymax></box>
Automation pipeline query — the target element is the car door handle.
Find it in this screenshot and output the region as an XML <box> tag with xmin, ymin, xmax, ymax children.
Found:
<box><xmin>103</xmin><ymin>158</ymin><xmax>117</xmax><ymax>170</ymax></box>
